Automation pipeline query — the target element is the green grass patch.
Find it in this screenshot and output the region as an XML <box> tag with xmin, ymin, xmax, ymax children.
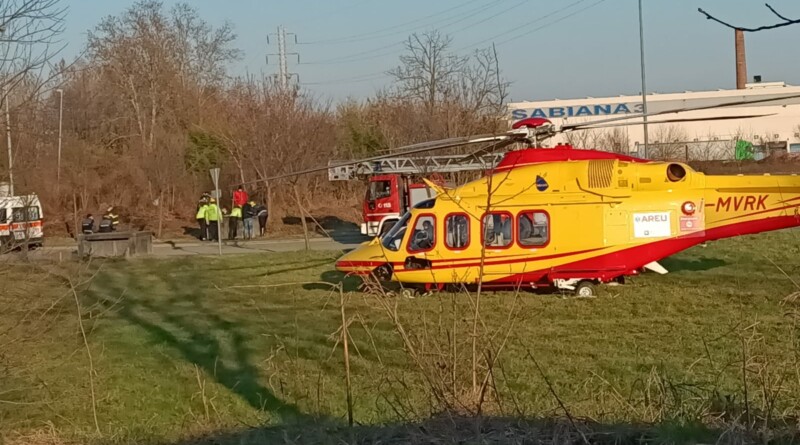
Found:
<box><xmin>2</xmin><ymin>229</ymin><xmax>800</xmax><ymax>444</ymax></box>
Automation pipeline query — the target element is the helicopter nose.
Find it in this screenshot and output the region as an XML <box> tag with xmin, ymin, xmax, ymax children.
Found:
<box><xmin>334</xmin><ymin>242</ymin><xmax>388</xmax><ymax>275</ymax></box>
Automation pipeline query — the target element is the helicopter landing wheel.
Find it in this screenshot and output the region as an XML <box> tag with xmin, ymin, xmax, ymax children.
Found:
<box><xmin>574</xmin><ymin>280</ymin><xmax>596</xmax><ymax>298</ymax></box>
<box><xmin>373</xmin><ymin>264</ymin><xmax>393</xmax><ymax>282</ymax></box>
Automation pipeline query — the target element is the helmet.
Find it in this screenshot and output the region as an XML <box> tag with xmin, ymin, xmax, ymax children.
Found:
<box><xmin>107</xmin><ymin>206</ymin><xmax>114</xmax><ymax>212</ymax></box>
<box><xmin>210</xmin><ymin>198</ymin><xmax>216</xmax><ymax>203</ymax></box>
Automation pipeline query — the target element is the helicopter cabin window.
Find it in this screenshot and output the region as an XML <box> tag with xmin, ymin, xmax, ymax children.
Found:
<box><xmin>445</xmin><ymin>213</ymin><xmax>470</xmax><ymax>249</ymax></box>
<box><xmin>369</xmin><ymin>180</ymin><xmax>392</xmax><ymax>200</ymax></box>
<box><xmin>518</xmin><ymin>211</ymin><xmax>549</xmax><ymax>247</ymax></box>
<box><xmin>408</xmin><ymin>214</ymin><xmax>436</xmax><ymax>252</ymax></box>
<box><xmin>482</xmin><ymin>212</ymin><xmax>512</xmax><ymax>248</ymax></box>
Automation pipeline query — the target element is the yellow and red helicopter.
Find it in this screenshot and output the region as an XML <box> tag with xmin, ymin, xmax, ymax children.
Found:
<box><xmin>264</xmin><ymin>95</ymin><xmax>800</xmax><ymax>296</ymax></box>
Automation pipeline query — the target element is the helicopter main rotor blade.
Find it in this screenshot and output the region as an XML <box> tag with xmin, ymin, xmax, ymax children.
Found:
<box><xmin>246</xmin><ymin>132</ymin><xmax>520</xmax><ymax>185</ymax></box>
<box><xmin>561</xmin><ymin>93</ymin><xmax>800</xmax><ymax>132</ymax></box>
<box><xmin>457</xmin><ymin>138</ymin><xmax>519</xmax><ymax>164</ymax></box>
<box><xmin>573</xmin><ymin>113</ymin><xmax>777</xmax><ymax>131</ymax></box>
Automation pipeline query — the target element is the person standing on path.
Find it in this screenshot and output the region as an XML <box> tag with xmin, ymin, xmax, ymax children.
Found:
<box><xmin>242</xmin><ymin>201</ymin><xmax>256</xmax><ymax>240</ymax></box>
<box><xmin>233</xmin><ymin>185</ymin><xmax>248</xmax><ymax>207</ymax></box>
<box><xmin>228</xmin><ymin>205</ymin><xmax>242</xmax><ymax>240</ymax></box>
<box><xmin>206</xmin><ymin>198</ymin><xmax>220</xmax><ymax>241</ymax></box>
<box><xmin>196</xmin><ymin>199</ymin><xmax>209</xmax><ymax>240</ymax></box>
<box><xmin>255</xmin><ymin>202</ymin><xmax>268</xmax><ymax>237</ymax></box>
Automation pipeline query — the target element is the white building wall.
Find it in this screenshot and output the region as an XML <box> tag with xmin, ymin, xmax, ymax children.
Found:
<box><xmin>508</xmin><ymin>82</ymin><xmax>800</xmax><ymax>158</ymax></box>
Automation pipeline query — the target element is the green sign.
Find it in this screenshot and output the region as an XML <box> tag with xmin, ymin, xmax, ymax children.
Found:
<box><xmin>735</xmin><ymin>140</ymin><xmax>754</xmax><ymax>161</ymax></box>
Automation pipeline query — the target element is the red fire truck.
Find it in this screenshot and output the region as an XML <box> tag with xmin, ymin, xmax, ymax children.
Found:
<box><xmin>328</xmin><ymin>153</ymin><xmax>503</xmax><ymax>237</ymax></box>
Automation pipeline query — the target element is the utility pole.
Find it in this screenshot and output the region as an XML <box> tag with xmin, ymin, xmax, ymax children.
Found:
<box><xmin>4</xmin><ymin>86</ymin><xmax>12</xmax><ymax>196</ymax></box>
<box><xmin>57</xmin><ymin>89</ymin><xmax>63</xmax><ymax>192</ymax></box>
<box><xmin>267</xmin><ymin>26</ymin><xmax>300</xmax><ymax>90</ymax></box>
<box><xmin>638</xmin><ymin>0</ymin><xmax>649</xmax><ymax>158</ymax></box>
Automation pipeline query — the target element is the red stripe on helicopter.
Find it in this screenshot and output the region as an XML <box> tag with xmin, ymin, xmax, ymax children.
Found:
<box><xmin>494</xmin><ymin>214</ymin><xmax>800</xmax><ymax>284</ymax></box>
<box><xmin>337</xmin><ymin>248</ymin><xmax>606</xmax><ymax>273</ymax></box>
<box><xmin>335</xmin><ymin>260</ymin><xmax>387</xmax><ymax>269</ymax></box>
<box><xmin>393</xmin><ymin>247</ymin><xmax>607</xmax><ymax>273</ymax></box>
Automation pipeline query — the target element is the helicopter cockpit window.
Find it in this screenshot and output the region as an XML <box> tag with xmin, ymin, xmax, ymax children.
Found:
<box><xmin>445</xmin><ymin>213</ymin><xmax>469</xmax><ymax>249</ymax></box>
<box><xmin>380</xmin><ymin>199</ymin><xmax>437</xmax><ymax>252</ymax></box>
<box><xmin>369</xmin><ymin>180</ymin><xmax>392</xmax><ymax>200</ymax></box>
<box><xmin>518</xmin><ymin>211</ymin><xmax>549</xmax><ymax>246</ymax></box>
<box><xmin>381</xmin><ymin>212</ymin><xmax>410</xmax><ymax>251</ymax></box>
<box><xmin>482</xmin><ymin>212</ymin><xmax>512</xmax><ymax>248</ymax></box>
<box><xmin>409</xmin><ymin>215</ymin><xmax>436</xmax><ymax>252</ymax></box>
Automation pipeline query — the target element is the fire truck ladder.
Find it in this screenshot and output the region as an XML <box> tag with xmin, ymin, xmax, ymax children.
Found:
<box><xmin>327</xmin><ymin>153</ymin><xmax>504</xmax><ymax>181</ymax></box>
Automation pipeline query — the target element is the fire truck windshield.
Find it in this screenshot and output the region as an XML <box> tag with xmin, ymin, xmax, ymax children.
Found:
<box><xmin>380</xmin><ymin>198</ymin><xmax>436</xmax><ymax>251</ymax></box>
<box><xmin>369</xmin><ymin>180</ymin><xmax>392</xmax><ymax>200</ymax></box>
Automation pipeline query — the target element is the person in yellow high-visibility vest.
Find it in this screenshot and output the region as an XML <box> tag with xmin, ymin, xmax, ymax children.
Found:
<box><xmin>205</xmin><ymin>198</ymin><xmax>220</xmax><ymax>241</ymax></box>
<box><xmin>196</xmin><ymin>199</ymin><xmax>209</xmax><ymax>240</ymax></box>
<box><xmin>228</xmin><ymin>205</ymin><xmax>242</xmax><ymax>240</ymax></box>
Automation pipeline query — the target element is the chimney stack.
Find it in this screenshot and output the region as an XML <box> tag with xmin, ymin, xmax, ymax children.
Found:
<box><xmin>735</xmin><ymin>28</ymin><xmax>747</xmax><ymax>89</ymax></box>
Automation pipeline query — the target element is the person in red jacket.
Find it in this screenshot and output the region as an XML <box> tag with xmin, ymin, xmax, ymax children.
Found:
<box><xmin>233</xmin><ymin>185</ymin><xmax>248</xmax><ymax>208</ymax></box>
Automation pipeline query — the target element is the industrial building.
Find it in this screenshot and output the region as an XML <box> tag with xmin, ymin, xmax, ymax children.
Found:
<box><xmin>508</xmin><ymin>79</ymin><xmax>800</xmax><ymax>160</ymax></box>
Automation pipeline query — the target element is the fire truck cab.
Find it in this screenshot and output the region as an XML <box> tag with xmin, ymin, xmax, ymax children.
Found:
<box><xmin>328</xmin><ymin>153</ymin><xmax>503</xmax><ymax>238</ymax></box>
<box><xmin>0</xmin><ymin>192</ymin><xmax>44</xmax><ymax>250</ymax></box>
<box><xmin>362</xmin><ymin>174</ymin><xmax>436</xmax><ymax>237</ymax></box>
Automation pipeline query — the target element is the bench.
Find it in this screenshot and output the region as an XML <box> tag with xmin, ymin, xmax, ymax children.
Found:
<box><xmin>77</xmin><ymin>231</ymin><xmax>153</xmax><ymax>258</ymax></box>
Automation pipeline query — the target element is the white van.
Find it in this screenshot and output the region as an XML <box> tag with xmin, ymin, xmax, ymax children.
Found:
<box><xmin>0</xmin><ymin>194</ymin><xmax>44</xmax><ymax>249</ymax></box>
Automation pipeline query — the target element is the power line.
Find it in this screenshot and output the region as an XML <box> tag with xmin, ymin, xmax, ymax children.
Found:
<box><xmin>300</xmin><ymin>0</ymin><xmax>485</xmax><ymax>45</ymax></box>
<box><xmin>492</xmin><ymin>0</ymin><xmax>608</xmax><ymax>47</ymax></box>
<box><xmin>302</xmin><ymin>73</ymin><xmax>391</xmax><ymax>86</ymax></box>
<box><xmin>455</xmin><ymin>0</ymin><xmax>588</xmax><ymax>51</ymax></box>
<box><xmin>283</xmin><ymin>0</ymin><xmax>375</xmax><ymax>27</ymax></box>
<box><xmin>302</xmin><ymin>0</ymin><xmax>507</xmax><ymax>66</ymax></box>
<box><xmin>300</xmin><ymin>0</ymin><xmax>609</xmax><ymax>90</ymax></box>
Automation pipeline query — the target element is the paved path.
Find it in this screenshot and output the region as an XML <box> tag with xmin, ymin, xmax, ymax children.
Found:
<box><xmin>150</xmin><ymin>236</ymin><xmax>367</xmax><ymax>256</ymax></box>
<box><xmin>3</xmin><ymin>235</ymin><xmax>371</xmax><ymax>262</ymax></box>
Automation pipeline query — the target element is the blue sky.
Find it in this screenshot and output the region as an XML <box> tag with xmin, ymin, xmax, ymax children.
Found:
<box><xmin>62</xmin><ymin>0</ymin><xmax>800</xmax><ymax>102</ymax></box>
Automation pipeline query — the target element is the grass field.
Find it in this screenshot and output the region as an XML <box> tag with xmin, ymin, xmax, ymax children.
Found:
<box><xmin>2</xmin><ymin>229</ymin><xmax>800</xmax><ymax>444</ymax></box>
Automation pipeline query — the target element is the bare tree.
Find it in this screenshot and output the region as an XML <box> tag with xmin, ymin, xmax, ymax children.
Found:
<box><xmin>596</xmin><ymin>127</ymin><xmax>630</xmax><ymax>154</ymax></box>
<box><xmin>389</xmin><ymin>31</ymin><xmax>466</xmax><ymax>113</ymax></box>
<box><xmin>0</xmin><ymin>0</ymin><xmax>66</xmax><ymax>95</ymax></box>
<box><xmin>388</xmin><ymin>31</ymin><xmax>510</xmax><ymax>140</ymax></box>
<box><xmin>648</xmin><ymin>125</ymin><xmax>688</xmax><ymax>160</ymax></box>
<box><xmin>86</xmin><ymin>0</ymin><xmax>237</xmax><ymax>236</ymax></box>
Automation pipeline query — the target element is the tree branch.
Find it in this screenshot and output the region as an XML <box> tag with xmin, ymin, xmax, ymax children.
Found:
<box><xmin>765</xmin><ymin>3</ymin><xmax>794</xmax><ymax>22</ymax></box>
<box><xmin>698</xmin><ymin>5</ymin><xmax>800</xmax><ymax>32</ymax></box>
